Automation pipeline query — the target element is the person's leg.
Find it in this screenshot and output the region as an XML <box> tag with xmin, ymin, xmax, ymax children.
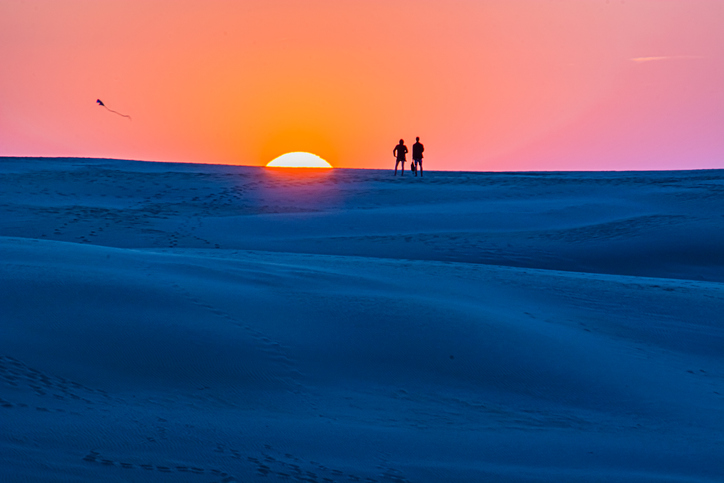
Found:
<box><xmin>401</xmin><ymin>161</ymin><xmax>404</xmax><ymax>176</ymax></box>
<box><xmin>394</xmin><ymin>160</ymin><xmax>399</xmax><ymax>175</ymax></box>
<box><xmin>419</xmin><ymin>160</ymin><xmax>423</xmax><ymax>177</ymax></box>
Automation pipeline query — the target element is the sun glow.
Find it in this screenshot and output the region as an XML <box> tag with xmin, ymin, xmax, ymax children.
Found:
<box><xmin>266</xmin><ymin>152</ymin><xmax>333</xmax><ymax>168</ymax></box>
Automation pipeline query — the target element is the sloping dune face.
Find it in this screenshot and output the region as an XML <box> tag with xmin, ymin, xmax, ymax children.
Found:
<box><xmin>1</xmin><ymin>158</ymin><xmax>723</xmax><ymax>483</ymax></box>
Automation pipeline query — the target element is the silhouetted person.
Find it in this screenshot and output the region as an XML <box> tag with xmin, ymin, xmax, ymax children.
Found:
<box><xmin>393</xmin><ymin>139</ymin><xmax>408</xmax><ymax>176</ymax></box>
<box><xmin>412</xmin><ymin>137</ymin><xmax>424</xmax><ymax>177</ymax></box>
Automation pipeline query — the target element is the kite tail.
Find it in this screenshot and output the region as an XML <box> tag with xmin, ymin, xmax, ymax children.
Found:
<box><xmin>103</xmin><ymin>106</ymin><xmax>132</xmax><ymax>120</ymax></box>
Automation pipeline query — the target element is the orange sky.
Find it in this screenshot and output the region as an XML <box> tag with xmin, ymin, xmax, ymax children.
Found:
<box><xmin>1</xmin><ymin>0</ymin><xmax>722</xmax><ymax>170</ymax></box>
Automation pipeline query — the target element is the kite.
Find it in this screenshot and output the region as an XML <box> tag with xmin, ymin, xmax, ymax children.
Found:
<box><xmin>96</xmin><ymin>99</ymin><xmax>131</xmax><ymax>120</ymax></box>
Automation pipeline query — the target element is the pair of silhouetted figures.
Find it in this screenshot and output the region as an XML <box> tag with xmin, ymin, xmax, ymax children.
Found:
<box><xmin>393</xmin><ymin>137</ymin><xmax>424</xmax><ymax>177</ymax></box>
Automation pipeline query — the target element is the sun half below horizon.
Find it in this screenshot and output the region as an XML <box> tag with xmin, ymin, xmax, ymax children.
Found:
<box><xmin>1</xmin><ymin>1</ymin><xmax>722</xmax><ymax>171</ymax></box>
<box><xmin>266</xmin><ymin>152</ymin><xmax>333</xmax><ymax>168</ymax></box>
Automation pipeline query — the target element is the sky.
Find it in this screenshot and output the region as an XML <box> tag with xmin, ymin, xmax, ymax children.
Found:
<box><xmin>1</xmin><ymin>0</ymin><xmax>722</xmax><ymax>171</ymax></box>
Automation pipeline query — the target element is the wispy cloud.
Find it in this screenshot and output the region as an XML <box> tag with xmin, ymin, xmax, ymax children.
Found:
<box><xmin>630</xmin><ymin>55</ymin><xmax>704</xmax><ymax>63</ymax></box>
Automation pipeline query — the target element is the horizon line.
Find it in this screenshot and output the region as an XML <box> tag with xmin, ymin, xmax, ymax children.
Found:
<box><xmin>1</xmin><ymin>155</ymin><xmax>721</xmax><ymax>174</ymax></box>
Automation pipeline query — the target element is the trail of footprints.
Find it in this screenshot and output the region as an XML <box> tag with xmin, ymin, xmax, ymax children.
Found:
<box><xmin>1</xmin><ymin>356</ymin><xmax>404</xmax><ymax>482</ymax></box>
<box><xmin>151</xmin><ymin>273</ymin><xmax>304</xmax><ymax>390</ymax></box>
<box><xmin>83</xmin><ymin>450</ymin><xmax>234</xmax><ymax>482</ymax></box>
<box><xmin>1</xmin><ymin>356</ymin><xmax>397</xmax><ymax>482</ymax></box>
<box><xmin>0</xmin><ymin>355</ymin><xmax>115</xmax><ymax>412</ymax></box>
<box><xmin>242</xmin><ymin>453</ymin><xmax>378</xmax><ymax>483</ymax></box>
<box><xmin>16</xmin><ymin>168</ymin><xmax>249</xmax><ymax>249</ymax></box>
<box><xmin>81</xmin><ymin>444</ymin><xmax>401</xmax><ymax>483</ymax></box>
<box><xmin>167</xmin><ymin>186</ymin><xmax>245</xmax><ymax>249</ymax></box>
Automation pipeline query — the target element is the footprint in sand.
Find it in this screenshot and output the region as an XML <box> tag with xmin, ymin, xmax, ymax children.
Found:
<box><xmin>82</xmin><ymin>450</ymin><xmax>227</xmax><ymax>479</ymax></box>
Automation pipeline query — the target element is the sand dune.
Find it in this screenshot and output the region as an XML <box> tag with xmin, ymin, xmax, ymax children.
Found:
<box><xmin>1</xmin><ymin>157</ymin><xmax>722</xmax><ymax>482</ymax></box>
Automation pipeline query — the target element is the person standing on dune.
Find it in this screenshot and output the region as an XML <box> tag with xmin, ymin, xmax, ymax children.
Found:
<box><xmin>393</xmin><ymin>139</ymin><xmax>408</xmax><ymax>176</ymax></box>
<box><xmin>412</xmin><ymin>137</ymin><xmax>424</xmax><ymax>177</ymax></box>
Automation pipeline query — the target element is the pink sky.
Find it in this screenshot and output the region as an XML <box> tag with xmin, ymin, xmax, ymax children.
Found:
<box><xmin>1</xmin><ymin>0</ymin><xmax>722</xmax><ymax>170</ymax></box>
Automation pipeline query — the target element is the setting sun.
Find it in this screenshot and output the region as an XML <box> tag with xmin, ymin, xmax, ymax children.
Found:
<box><xmin>266</xmin><ymin>152</ymin><xmax>333</xmax><ymax>168</ymax></box>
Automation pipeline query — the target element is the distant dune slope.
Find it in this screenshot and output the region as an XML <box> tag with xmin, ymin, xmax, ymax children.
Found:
<box><xmin>1</xmin><ymin>157</ymin><xmax>722</xmax><ymax>281</ymax></box>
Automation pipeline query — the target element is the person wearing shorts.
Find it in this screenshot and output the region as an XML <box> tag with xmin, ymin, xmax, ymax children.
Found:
<box><xmin>412</xmin><ymin>137</ymin><xmax>424</xmax><ymax>177</ymax></box>
<box><xmin>393</xmin><ymin>139</ymin><xmax>408</xmax><ymax>176</ymax></box>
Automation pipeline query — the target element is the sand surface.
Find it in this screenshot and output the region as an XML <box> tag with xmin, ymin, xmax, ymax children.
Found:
<box><xmin>1</xmin><ymin>157</ymin><xmax>723</xmax><ymax>482</ymax></box>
